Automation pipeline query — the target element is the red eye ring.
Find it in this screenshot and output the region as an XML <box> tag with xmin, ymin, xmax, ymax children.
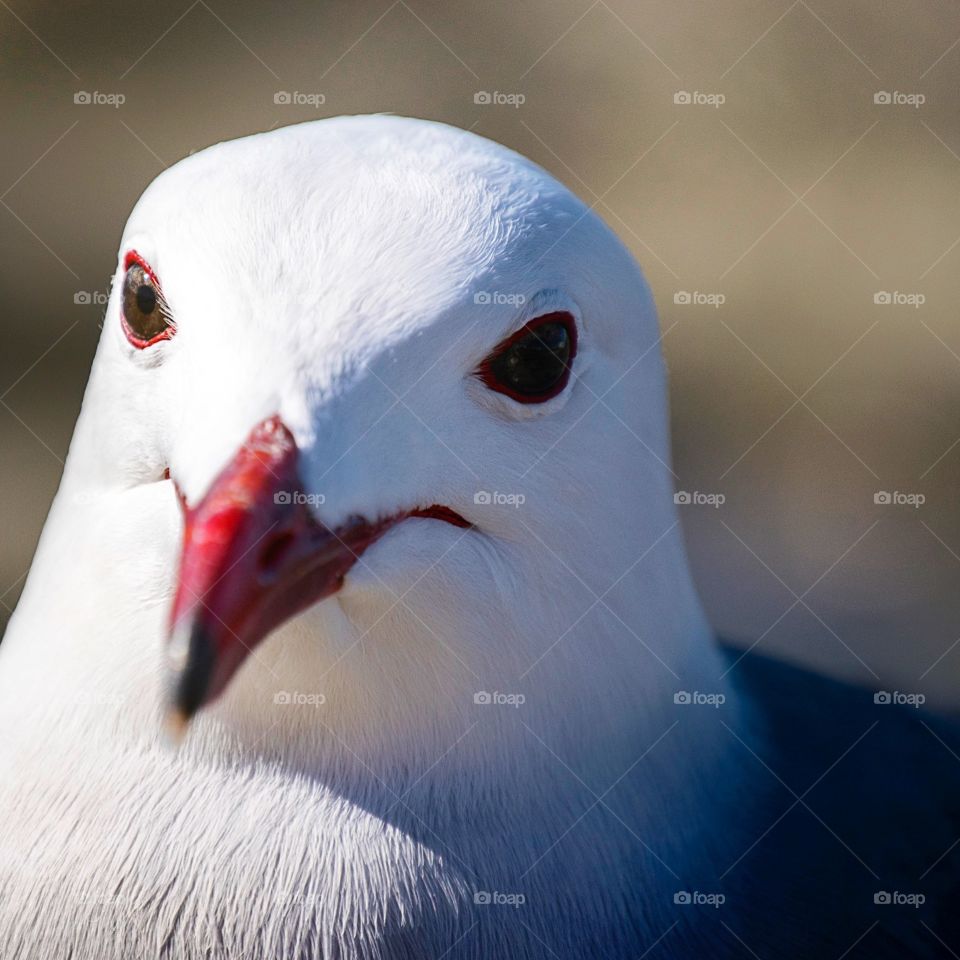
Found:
<box><xmin>477</xmin><ymin>311</ymin><xmax>578</xmax><ymax>404</ymax></box>
<box><xmin>123</xmin><ymin>249</ymin><xmax>160</xmax><ymax>284</ymax></box>
<box><xmin>120</xmin><ymin>250</ymin><xmax>176</xmax><ymax>349</ymax></box>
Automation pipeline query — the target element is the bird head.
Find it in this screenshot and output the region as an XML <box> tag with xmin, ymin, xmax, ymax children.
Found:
<box><xmin>71</xmin><ymin>116</ymin><xmax>708</xmax><ymax>750</ymax></box>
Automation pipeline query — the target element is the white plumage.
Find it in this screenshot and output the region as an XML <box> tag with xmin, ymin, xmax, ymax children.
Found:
<box><xmin>0</xmin><ymin>116</ymin><xmax>956</xmax><ymax>959</ymax></box>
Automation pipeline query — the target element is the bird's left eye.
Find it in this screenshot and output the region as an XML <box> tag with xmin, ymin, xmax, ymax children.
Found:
<box><xmin>478</xmin><ymin>311</ymin><xmax>577</xmax><ymax>403</ymax></box>
<box><xmin>120</xmin><ymin>252</ymin><xmax>175</xmax><ymax>348</ymax></box>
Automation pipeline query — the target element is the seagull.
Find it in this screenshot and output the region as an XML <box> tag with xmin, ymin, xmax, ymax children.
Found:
<box><xmin>0</xmin><ymin>115</ymin><xmax>958</xmax><ymax>959</ymax></box>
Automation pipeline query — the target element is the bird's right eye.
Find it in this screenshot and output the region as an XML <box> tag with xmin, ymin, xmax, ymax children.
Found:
<box><xmin>121</xmin><ymin>252</ymin><xmax>175</xmax><ymax>348</ymax></box>
<box><xmin>477</xmin><ymin>311</ymin><xmax>577</xmax><ymax>403</ymax></box>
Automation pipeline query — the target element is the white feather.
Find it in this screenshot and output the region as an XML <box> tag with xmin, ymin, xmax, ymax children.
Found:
<box><xmin>0</xmin><ymin>116</ymin><xmax>739</xmax><ymax>958</ymax></box>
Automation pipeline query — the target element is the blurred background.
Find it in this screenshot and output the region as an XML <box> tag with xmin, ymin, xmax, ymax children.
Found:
<box><xmin>1</xmin><ymin>0</ymin><xmax>959</xmax><ymax>705</ymax></box>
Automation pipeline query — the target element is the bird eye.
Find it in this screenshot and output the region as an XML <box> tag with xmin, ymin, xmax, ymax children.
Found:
<box><xmin>120</xmin><ymin>252</ymin><xmax>175</xmax><ymax>348</ymax></box>
<box><xmin>478</xmin><ymin>311</ymin><xmax>577</xmax><ymax>403</ymax></box>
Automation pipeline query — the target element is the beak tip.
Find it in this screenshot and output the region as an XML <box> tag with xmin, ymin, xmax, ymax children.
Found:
<box><xmin>165</xmin><ymin>619</ymin><xmax>217</xmax><ymax>731</ymax></box>
<box><xmin>163</xmin><ymin>706</ymin><xmax>192</xmax><ymax>746</ymax></box>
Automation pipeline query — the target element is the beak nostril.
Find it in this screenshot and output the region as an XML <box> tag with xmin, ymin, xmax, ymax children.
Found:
<box><xmin>166</xmin><ymin>415</ymin><xmax>478</xmax><ymax>722</ymax></box>
<box><xmin>259</xmin><ymin>531</ymin><xmax>296</xmax><ymax>576</ymax></box>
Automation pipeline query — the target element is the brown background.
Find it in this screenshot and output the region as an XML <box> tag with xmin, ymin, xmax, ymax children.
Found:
<box><xmin>2</xmin><ymin>0</ymin><xmax>959</xmax><ymax>705</ymax></box>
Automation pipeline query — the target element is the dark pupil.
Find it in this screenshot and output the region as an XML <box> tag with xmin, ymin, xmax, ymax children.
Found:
<box><xmin>123</xmin><ymin>265</ymin><xmax>169</xmax><ymax>342</ymax></box>
<box><xmin>491</xmin><ymin>322</ymin><xmax>570</xmax><ymax>396</ymax></box>
<box><xmin>136</xmin><ymin>283</ymin><xmax>156</xmax><ymax>314</ymax></box>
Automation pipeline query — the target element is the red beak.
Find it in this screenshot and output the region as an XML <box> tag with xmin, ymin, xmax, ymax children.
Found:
<box><xmin>166</xmin><ymin>415</ymin><xmax>398</xmax><ymax>729</ymax></box>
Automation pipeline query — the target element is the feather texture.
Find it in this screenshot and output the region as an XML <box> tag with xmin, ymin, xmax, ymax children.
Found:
<box><xmin>0</xmin><ymin>116</ymin><xmax>956</xmax><ymax>959</ymax></box>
